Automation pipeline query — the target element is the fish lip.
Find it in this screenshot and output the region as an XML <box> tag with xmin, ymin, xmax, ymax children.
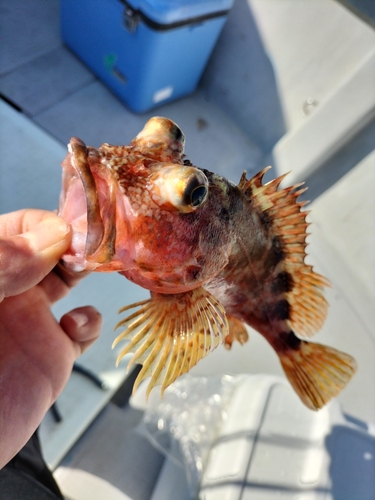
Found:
<box><xmin>60</xmin><ymin>137</ymin><xmax>117</xmax><ymax>270</ymax></box>
<box><xmin>69</xmin><ymin>137</ymin><xmax>105</xmax><ymax>258</ymax></box>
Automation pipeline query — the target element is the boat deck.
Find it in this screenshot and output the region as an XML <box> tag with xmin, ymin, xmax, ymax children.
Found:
<box><xmin>1</xmin><ymin>1</ymin><xmax>374</xmax><ymax>498</ymax></box>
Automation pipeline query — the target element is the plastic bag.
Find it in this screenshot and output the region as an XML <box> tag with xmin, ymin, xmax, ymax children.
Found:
<box><xmin>140</xmin><ymin>375</ymin><xmax>237</xmax><ymax>497</ymax></box>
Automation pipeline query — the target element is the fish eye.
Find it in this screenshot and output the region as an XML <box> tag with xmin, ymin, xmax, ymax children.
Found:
<box><xmin>172</xmin><ymin>124</ymin><xmax>183</xmax><ymax>141</ymax></box>
<box><xmin>150</xmin><ymin>165</ymin><xmax>209</xmax><ymax>213</ymax></box>
<box><xmin>190</xmin><ymin>185</ymin><xmax>208</xmax><ymax>207</ymax></box>
<box><xmin>181</xmin><ymin>170</ymin><xmax>209</xmax><ymax>211</ymax></box>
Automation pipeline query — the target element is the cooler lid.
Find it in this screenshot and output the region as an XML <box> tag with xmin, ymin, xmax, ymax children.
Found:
<box><xmin>124</xmin><ymin>0</ymin><xmax>234</xmax><ymax>27</ymax></box>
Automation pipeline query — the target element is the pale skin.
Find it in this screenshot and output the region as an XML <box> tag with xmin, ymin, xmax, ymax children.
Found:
<box><xmin>0</xmin><ymin>209</ymin><xmax>102</xmax><ymax>468</ymax></box>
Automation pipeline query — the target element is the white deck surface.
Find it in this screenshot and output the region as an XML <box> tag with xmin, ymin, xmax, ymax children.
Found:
<box><xmin>1</xmin><ymin>0</ymin><xmax>374</xmax><ymax>498</ymax></box>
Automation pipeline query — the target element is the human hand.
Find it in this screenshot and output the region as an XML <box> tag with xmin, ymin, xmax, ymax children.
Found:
<box><xmin>0</xmin><ymin>209</ymin><xmax>102</xmax><ymax>468</ymax></box>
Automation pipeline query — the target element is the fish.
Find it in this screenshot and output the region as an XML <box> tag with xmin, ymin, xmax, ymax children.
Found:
<box><xmin>58</xmin><ymin>116</ymin><xmax>356</xmax><ymax>410</ymax></box>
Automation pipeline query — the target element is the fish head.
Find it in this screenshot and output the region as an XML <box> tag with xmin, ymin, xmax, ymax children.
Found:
<box><xmin>58</xmin><ymin>117</ymin><xmax>237</xmax><ymax>293</ymax></box>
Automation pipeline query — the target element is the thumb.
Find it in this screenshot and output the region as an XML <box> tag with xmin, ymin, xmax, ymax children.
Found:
<box><xmin>60</xmin><ymin>305</ymin><xmax>102</xmax><ymax>357</ymax></box>
<box><xmin>0</xmin><ymin>216</ymin><xmax>71</xmax><ymax>301</ymax></box>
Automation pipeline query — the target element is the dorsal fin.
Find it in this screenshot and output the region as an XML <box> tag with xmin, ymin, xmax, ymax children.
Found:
<box><xmin>238</xmin><ymin>168</ymin><xmax>330</xmax><ymax>337</ymax></box>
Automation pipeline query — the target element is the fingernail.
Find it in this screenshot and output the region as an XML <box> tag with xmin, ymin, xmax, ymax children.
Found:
<box><xmin>21</xmin><ymin>217</ymin><xmax>70</xmax><ymax>252</ymax></box>
<box><xmin>70</xmin><ymin>312</ymin><xmax>89</xmax><ymax>328</ymax></box>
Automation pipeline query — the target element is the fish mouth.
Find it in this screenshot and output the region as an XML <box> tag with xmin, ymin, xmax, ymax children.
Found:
<box><xmin>58</xmin><ymin>137</ymin><xmax>117</xmax><ymax>272</ymax></box>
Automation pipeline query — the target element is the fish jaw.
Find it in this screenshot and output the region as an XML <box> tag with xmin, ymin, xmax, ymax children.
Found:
<box><xmin>58</xmin><ymin>137</ymin><xmax>132</xmax><ymax>273</ymax></box>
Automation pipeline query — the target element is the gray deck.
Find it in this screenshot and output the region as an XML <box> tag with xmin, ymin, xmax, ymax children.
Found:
<box><xmin>1</xmin><ymin>0</ymin><xmax>374</xmax><ymax>499</ymax></box>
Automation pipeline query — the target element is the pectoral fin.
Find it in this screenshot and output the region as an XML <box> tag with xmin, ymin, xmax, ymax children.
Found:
<box><xmin>113</xmin><ymin>287</ymin><xmax>229</xmax><ymax>397</ymax></box>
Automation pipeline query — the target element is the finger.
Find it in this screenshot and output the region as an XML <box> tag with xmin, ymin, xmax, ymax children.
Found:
<box><xmin>38</xmin><ymin>265</ymin><xmax>91</xmax><ymax>305</ymax></box>
<box><xmin>0</xmin><ymin>216</ymin><xmax>71</xmax><ymax>301</ymax></box>
<box><xmin>54</xmin><ymin>262</ymin><xmax>92</xmax><ymax>289</ymax></box>
<box><xmin>38</xmin><ymin>271</ymin><xmax>71</xmax><ymax>304</ymax></box>
<box><xmin>1</xmin><ymin>210</ymin><xmax>92</xmax><ymax>291</ymax></box>
<box><xmin>59</xmin><ymin>306</ymin><xmax>102</xmax><ymax>357</ymax></box>
<box><xmin>0</xmin><ymin>209</ymin><xmax>60</xmax><ymax>236</ymax></box>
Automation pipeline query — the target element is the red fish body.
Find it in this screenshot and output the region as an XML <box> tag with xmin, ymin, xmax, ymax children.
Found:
<box><xmin>59</xmin><ymin>117</ymin><xmax>356</xmax><ymax>410</ymax></box>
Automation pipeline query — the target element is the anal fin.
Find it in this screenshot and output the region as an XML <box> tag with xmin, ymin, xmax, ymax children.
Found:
<box><xmin>113</xmin><ymin>287</ymin><xmax>229</xmax><ymax>397</ymax></box>
<box><xmin>279</xmin><ymin>340</ymin><xmax>356</xmax><ymax>410</ymax></box>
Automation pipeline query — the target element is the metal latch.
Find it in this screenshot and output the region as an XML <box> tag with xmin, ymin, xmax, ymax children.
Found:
<box><xmin>123</xmin><ymin>3</ymin><xmax>140</xmax><ymax>33</ymax></box>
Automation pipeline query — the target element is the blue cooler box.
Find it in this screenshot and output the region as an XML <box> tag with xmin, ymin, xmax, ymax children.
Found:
<box><xmin>61</xmin><ymin>0</ymin><xmax>233</xmax><ymax>112</ymax></box>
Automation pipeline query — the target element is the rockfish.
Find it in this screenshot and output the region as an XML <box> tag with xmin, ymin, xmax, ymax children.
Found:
<box><xmin>58</xmin><ymin>117</ymin><xmax>356</xmax><ymax>410</ymax></box>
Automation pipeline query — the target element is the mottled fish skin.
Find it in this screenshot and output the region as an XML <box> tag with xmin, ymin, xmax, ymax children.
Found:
<box><xmin>59</xmin><ymin>117</ymin><xmax>356</xmax><ymax>410</ymax></box>
<box><xmin>205</xmin><ymin>179</ymin><xmax>299</xmax><ymax>352</ymax></box>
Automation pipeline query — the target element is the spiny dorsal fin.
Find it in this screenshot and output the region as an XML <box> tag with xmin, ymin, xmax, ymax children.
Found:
<box><xmin>113</xmin><ymin>287</ymin><xmax>229</xmax><ymax>397</ymax></box>
<box><xmin>238</xmin><ymin>168</ymin><xmax>330</xmax><ymax>337</ymax></box>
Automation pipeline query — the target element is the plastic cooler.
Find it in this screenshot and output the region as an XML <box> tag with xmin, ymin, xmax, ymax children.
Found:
<box><xmin>60</xmin><ymin>0</ymin><xmax>233</xmax><ymax>112</ymax></box>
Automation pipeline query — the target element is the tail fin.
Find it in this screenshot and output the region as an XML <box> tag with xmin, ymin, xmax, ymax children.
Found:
<box><xmin>279</xmin><ymin>340</ymin><xmax>356</xmax><ymax>410</ymax></box>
